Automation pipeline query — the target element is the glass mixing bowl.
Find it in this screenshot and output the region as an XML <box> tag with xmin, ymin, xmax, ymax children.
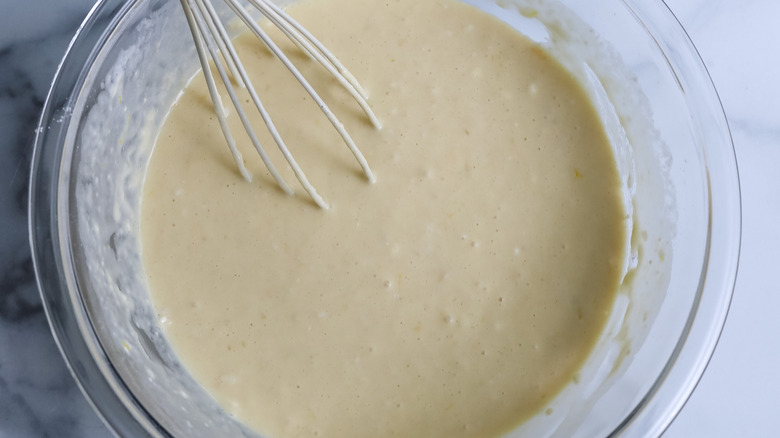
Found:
<box><xmin>29</xmin><ymin>0</ymin><xmax>740</xmax><ymax>436</ymax></box>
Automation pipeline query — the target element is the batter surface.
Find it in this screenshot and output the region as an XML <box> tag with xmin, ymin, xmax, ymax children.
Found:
<box><xmin>142</xmin><ymin>0</ymin><xmax>627</xmax><ymax>436</ymax></box>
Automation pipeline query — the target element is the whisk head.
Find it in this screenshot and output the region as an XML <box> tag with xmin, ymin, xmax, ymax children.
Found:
<box><xmin>179</xmin><ymin>0</ymin><xmax>381</xmax><ymax>209</ymax></box>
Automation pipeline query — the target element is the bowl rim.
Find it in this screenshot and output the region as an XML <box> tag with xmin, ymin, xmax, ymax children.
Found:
<box><xmin>29</xmin><ymin>0</ymin><xmax>170</xmax><ymax>436</ymax></box>
<box><xmin>605</xmin><ymin>1</ymin><xmax>741</xmax><ymax>435</ymax></box>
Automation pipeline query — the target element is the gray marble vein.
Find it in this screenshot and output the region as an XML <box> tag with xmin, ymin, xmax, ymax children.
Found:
<box><xmin>0</xmin><ymin>1</ymin><xmax>110</xmax><ymax>437</ymax></box>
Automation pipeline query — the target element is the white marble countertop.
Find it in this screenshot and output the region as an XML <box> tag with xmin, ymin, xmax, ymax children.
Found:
<box><xmin>0</xmin><ymin>0</ymin><xmax>777</xmax><ymax>436</ymax></box>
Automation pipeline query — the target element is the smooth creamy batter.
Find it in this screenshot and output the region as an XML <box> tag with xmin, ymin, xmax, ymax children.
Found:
<box><xmin>141</xmin><ymin>0</ymin><xmax>627</xmax><ymax>436</ymax></box>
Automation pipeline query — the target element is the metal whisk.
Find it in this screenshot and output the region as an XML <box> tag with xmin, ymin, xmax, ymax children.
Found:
<box><xmin>179</xmin><ymin>0</ymin><xmax>381</xmax><ymax>209</ymax></box>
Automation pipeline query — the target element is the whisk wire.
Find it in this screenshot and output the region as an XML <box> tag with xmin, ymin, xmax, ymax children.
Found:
<box><xmin>226</xmin><ymin>0</ymin><xmax>376</xmax><ymax>183</ymax></box>
<box><xmin>186</xmin><ymin>0</ymin><xmax>301</xmax><ymax>201</ymax></box>
<box><xmin>194</xmin><ymin>0</ymin><xmax>245</xmax><ymax>88</ymax></box>
<box><xmin>180</xmin><ymin>0</ymin><xmax>380</xmax><ymax>208</ymax></box>
<box><xmin>252</xmin><ymin>0</ymin><xmax>365</xmax><ymax>95</ymax></box>
<box><xmin>247</xmin><ymin>0</ymin><xmax>381</xmax><ymax>125</ymax></box>
<box><xmin>194</xmin><ymin>0</ymin><xmax>333</xmax><ymax>208</ymax></box>
<box><xmin>180</xmin><ymin>0</ymin><xmax>252</xmax><ymax>182</ymax></box>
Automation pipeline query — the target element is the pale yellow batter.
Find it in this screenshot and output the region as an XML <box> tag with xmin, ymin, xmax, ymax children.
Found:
<box><xmin>141</xmin><ymin>0</ymin><xmax>627</xmax><ymax>437</ymax></box>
